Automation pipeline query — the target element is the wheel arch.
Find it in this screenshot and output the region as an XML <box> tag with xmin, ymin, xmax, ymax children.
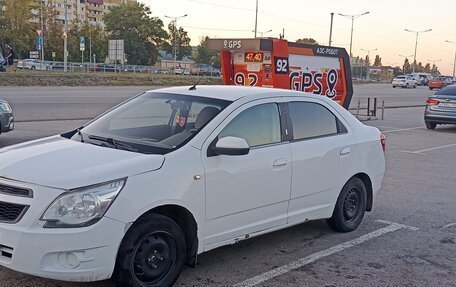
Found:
<box><xmin>137</xmin><ymin>204</ymin><xmax>199</xmax><ymax>266</ymax></box>
<box><xmin>352</xmin><ymin>173</ymin><xmax>373</xmax><ymax>211</ymax></box>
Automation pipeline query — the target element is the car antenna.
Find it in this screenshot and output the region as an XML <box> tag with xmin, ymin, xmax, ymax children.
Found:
<box><xmin>189</xmin><ymin>74</ymin><xmax>205</xmax><ymax>90</ymax></box>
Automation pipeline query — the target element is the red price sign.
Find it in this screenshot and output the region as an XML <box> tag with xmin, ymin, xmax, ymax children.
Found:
<box><xmin>244</xmin><ymin>52</ymin><xmax>264</xmax><ymax>63</ymax></box>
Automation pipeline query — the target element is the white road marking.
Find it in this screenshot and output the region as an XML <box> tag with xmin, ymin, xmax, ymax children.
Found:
<box><xmin>381</xmin><ymin>126</ymin><xmax>424</xmax><ymax>133</ymax></box>
<box><xmin>401</xmin><ymin>143</ymin><xmax>456</xmax><ymax>155</ymax></box>
<box><xmin>442</xmin><ymin>223</ymin><xmax>456</xmax><ymax>229</ymax></box>
<box><xmin>233</xmin><ymin>220</ymin><xmax>418</xmax><ymax>287</ymax></box>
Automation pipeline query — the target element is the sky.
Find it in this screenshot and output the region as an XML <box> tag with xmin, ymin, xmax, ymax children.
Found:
<box><xmin>138</xmin><ymin>0</ymin><xmax>456</xmax><ymax>75</ymax></box>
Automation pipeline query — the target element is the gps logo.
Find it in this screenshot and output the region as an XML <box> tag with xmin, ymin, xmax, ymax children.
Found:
<box><xmin>223</xmin><ymin>40</ymin><xmax>242</xmax><ymax>49</ymax></box>
<box><xmin>289</xmin><ymin>69</ymin><xmax>339</xmax><ymax>98</ymax></box>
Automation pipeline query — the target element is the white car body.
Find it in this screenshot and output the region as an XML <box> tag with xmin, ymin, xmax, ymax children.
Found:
<box><xmin>16</xmin><ymin>59</ymin><xmax>48</xmax><ymax>70</ymax></box>
<box><xmin>0</xmin><ymin>86</ymin><xmax>385</xmax><ymax>283</ymax></box>
<box><xmin>392</xmin><ymin>75</ymin><xmax>417</xmax><ymax>88</ymax></box>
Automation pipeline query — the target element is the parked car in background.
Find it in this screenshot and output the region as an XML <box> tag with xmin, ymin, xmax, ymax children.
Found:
<box><xmin>190</xmin><ymin>63</ymin><xmax>221</xmax><ymax>76</ymax></box>
<box><xmin>0</xmin><ymin>99</ymin><xmax>14</xmax><ymax>135</ymax></box>
<box><xmin>407</xmin><ymin>74</ymin><xmax>423</xmax><ymax>85</ymax></box>
<box><xmin>428</xmin><ymin>76</ymin><xmax>453</xmax><ymax>90</ymax></box>
<box><xmin>16</xmin><ymin>59</ymin><xmax>49</xmax><ymax>70</ymax></box>
<box><xmin>0</xmin><ymin>52</ymin><xmax>5</xmax><ymax>72</ymax></box>
<box><xmin>0</xmin><ymin>86</ymin><xmax>385</xmax><ymax>286</ymax></box>
<box><xmin>392</xmin><ymin>75</ymin><xmax>417</xmax><ymax>88</ymax></box>
<box><xmin>412</xmin><ymin>73</ymin><xmax>433</xmax><ymax>86</ymax></box>
<box><xmin>154</xmin><ymin>68</ymin><xmax>169</xmax><ymax>74</ymax></box>
<box><xmin>424</xmin><ymin>85</ymin><xmax>456</xmax><ymax>129</ymax></box>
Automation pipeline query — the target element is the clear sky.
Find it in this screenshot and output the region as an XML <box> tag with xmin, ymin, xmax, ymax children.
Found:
<box><xmin>138</xmin><ymin>0</ymin><xmax>456</xmax><ymax>75</ymax></box>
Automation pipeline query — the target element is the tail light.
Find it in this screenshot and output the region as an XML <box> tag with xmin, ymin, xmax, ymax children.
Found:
<box><xmin>426</xmin><ymin>98</ymin><xmax>440</xmax><ymax>106</ymax></box>
<box><xmin>380</xmin><ymin>134</ymin><xmax>386</xmax><ymax>152</ymax></box>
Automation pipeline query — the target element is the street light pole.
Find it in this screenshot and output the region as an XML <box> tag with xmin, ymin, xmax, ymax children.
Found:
<box><xmin>405</xmin><ymin>28</ymin><xmax>432</xmax><ymax>73</ymax></box>
<box><xmin>445</xmin><ymin>40</ymin><xmax>456</xmax><ymax>77</ymax></box>
<box><xmin>361</xmin><ymin>48</ymin><xmax>377</xmax><ymax>80</ymax></box>
<box><xmin>63</xmin><ymin>0</ymin><xmax>68</xmax><ymax>72</ymax></box>
<box><xmin>329</xmin><ymin>12</ymin><xmax>334</xmax><ymax>47</ymax></box>
<box><xmin>165</xmin><ymin>14</ymin><xmax>187</xmax><ymax>68</ymax></box>
<box><xmin>40</xmin><ymin>0</ymin><xmax>44</xmax><ymax>65</ymax></box>
<box><xmin>339</xmin><ymin>11</ymin><xmax>369</xmax><ymax>57</ymax></box>
<box><xmin>254</xmin><ymin>0</ymin><xmax>258</xmax><ymax>38</ymax></box>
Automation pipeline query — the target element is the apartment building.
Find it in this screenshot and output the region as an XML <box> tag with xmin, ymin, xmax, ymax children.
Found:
<box><xmin>40</xmin><ymin>0</ymin><xmax>136</xmax><ymax>26</ymax></box>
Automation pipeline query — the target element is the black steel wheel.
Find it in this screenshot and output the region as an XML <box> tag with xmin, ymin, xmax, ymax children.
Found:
<box><xmin>114</xmin><ymin>214</ymin><xmax>186</xmax><ymax>287</ymax></box>
<box><xmin>327</xmin><ymin>177</ymin><xmax>367</xmax><ymax>233</ymax></box>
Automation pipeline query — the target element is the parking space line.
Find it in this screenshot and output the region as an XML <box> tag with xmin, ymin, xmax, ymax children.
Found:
<box><xmin>380</xmin><ymin>126</ymin><xmax>424</xmax><ymax>133</ymax></box>
<box><xmin>402</xmin><ymin>143</ymin><xmax>456</xmax><ymax>155</ymax></box>
<box><xmin>232</xmin><ymin>220</ymin><xmax>418</xmax><ymax>287</ymax></box>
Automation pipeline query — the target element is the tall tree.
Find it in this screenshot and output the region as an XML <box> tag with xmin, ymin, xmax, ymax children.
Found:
<box><xmin>194</xmin><ymin>36</ymin><xmax>220</xmax><ymax>67</ymax></box>
<box><xmin>0</xmin><ymin>0</ymin><xmax>38</xmax><ymax>58</ymax></box>
<box><xmin>431</xmin><ymin>64</ymin><xmax>440</xmax><ymax>76</ymax></box>
<box><xmin>104</xmin><ymin>3</ymin><xmax>168</xmax><ymax>65</ymax></box>
<box><xmin>163</xmin><ymin>22</ymin><xmax>191</xmax><ymax>60</ymax></box>
<box><xmin>423</xmin><ymin>63</ymin><xmax>431</xmax><ymax>73</ymax></box>
<box><xmin>403</xmin><ymin>58</ymin><xmax>411</xmax><ymax>74</ymax></box>
<box><xmin>66</xmin><ymin>21</ymin><xmax>107</xmax><ymax>63</ymax></box>
<box><xmin>373</xmin><ymin>55</ymin><xmax>382</xmax><ymax>67</ymax></box>
<box><xmin>296</xmin><ymin>38</ymin><xmax>318</xmax><ymax>45</ymax></box>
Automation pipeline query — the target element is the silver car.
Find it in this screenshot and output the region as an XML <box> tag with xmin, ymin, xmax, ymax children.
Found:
<box><xmin>0</xmin><ymin>99</ymin><xmax>14</xmax><ymax>134</ymax></box>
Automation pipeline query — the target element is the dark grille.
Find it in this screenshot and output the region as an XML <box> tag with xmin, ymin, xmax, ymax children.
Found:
<box><xmin>0</xmin><ymin>201</ymin><xmax>28</xmax><ymax>223</ymax></box>
<box><xmin>0</xmin><ymin>184</ymin><xmax>32</xmax><ymax>198</ymax></box>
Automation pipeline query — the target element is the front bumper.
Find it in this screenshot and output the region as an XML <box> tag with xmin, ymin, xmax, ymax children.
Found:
<box><xmin>0</xmin><ymin>179</ymin><xmax>128</xmax><ymax>282</ymax></box>
<box><xmin>0</xmin><ymin>112</ymin><xmax>14</xmax><ymax>133</ymax></box>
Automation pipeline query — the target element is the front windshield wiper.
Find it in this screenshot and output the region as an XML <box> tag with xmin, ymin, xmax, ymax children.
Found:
<box><xmin>88</xmin><ymin>135</ymin><xmax>138</xmax><ymax>152</ymax></box>
<box><xmin>77</xmin><ymin>127</ymin><xmax>85</xmax><ymax>142</ymax></box>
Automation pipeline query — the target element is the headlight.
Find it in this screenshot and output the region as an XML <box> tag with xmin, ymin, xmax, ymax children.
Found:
<box><xmin>0</xmin><ymin>102</ymin><xmax>12</xmax><ymax>113</ymax></box>
<box><xmin>41</xmin><ymin>178</ymin><xmax>125</xmax><ymax>228</ymax></box>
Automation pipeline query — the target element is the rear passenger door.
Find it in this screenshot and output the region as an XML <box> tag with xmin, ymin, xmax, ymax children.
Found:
<box><xmin>285</xmin><ymin>99</ymin><xmax>354</xmax><ymax>224</ymax></box>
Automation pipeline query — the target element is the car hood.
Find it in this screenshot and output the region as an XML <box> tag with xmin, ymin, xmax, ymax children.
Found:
<box><xmin>0</xmin><ymin>135</ymin><xmax>165</xmax><ymax>189</ymax></box>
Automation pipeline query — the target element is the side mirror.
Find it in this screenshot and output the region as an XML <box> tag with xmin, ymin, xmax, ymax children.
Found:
<box><xmin>211</xmin><ymin>136</ymin><xmax>250</xmax><ymax>156</ymax></box>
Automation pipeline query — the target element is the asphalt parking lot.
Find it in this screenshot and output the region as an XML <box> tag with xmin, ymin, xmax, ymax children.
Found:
<box><xmin>0</xmin><ymin>85</ymin><xmax>455</xmax><ymax>287</ymax></box>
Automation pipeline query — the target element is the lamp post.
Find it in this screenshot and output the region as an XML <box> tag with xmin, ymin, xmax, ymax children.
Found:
<box><xmin>361</xmin><ymin>48</ymin><xmax>377</xmax><ymax>80</ymax></box>
<box><xmin>165</xmin><ymin>14</ymin><xmax>188</xmax><ymax>68</ymax></box>
<box><xmin>404</xmin><ymin>28</ymin><xmax>432</xmax><ymax>73</ymax></box>
<box><xmin>399</xmin><ymin>54</ymin><xmax>414</xmax><ymax>74</ymax></box>
<box><xmin>445</xmin><ymin>40</ymin><xmax>456</xmax><ymax>77</ymax></box>
<box><xmin>329</xmin><ymin>12</ymin><xmax>334</xmax><ymax>47</ymax></box>
<box><xmin>254</xmin><ymin>0</ymin><xmax>258</xmax><ymax>38</ymax></box>
<box><xmin>338</xmin><ymin>11</ymin><xmax>369</xmax><ymax>57</ymax></box>
<box><xmin>253</xmin><ymin>29</ymin><xmax>272</xmax><ymax>37</ymax></box>
<box><xmin>63</xmin><ymin>0</ymin><xmax>68</xmax><ymax>72</ymax></box>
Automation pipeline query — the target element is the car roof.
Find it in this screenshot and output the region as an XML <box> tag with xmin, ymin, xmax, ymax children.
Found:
<box><xmin>149</xmin><ymin>85</ymin><xmax>311</xmax><ymax>102</ymax></box>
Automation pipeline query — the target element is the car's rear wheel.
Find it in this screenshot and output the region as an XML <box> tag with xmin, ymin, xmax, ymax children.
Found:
<box><xmin>413</xmin><ymin>84</ymin><xmax>417</xmax><ymax>88</ymax></box>
<box><xmin>327</xmin><ymin>177</ymin><xmax>367</xmax><ymax>233</ymax></box>
<box><xmin>31</xmin><ymin>66</ymin><xmax>36</xmax><ymax>70</ymax></box>
<box><xmin>405</xmin><ymin>83</ymin><xmax>409</xmax><ymax>88</ymax></box>
<box><xmin>114</xmin><ymin>213</ymin><xmax>186</xmax><ymax>287</ymax></box>
<box><xmin>392</xmin><ymin>86</ymin><xmax>396</xmax><ymax>88</ymax></box>
<box><xmin>425</xmin><ymin>122</ymin><xmax>437</xmax><ymax>129</ymax></box>
<box><xmin>429</xmin><ymin>87</ymin><xmax>433</xmax><ymax>90</ymax></box>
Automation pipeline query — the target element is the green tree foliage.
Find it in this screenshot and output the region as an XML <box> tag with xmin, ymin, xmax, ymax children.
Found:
<box><xmin>163</xmin><ymin>22</ymin><xmax>191</xmax><ymax>60</ymax></box>
<box><xmin>431</xmin><ymin>64</ymin><xmax>440</xmax><ymax>76</ymax></box>
<box><xmin>296</xmin><ymin>38</ymin><xmax>318</xmax><ymax>45</ymax></box>
<box><xmin>194</xmin><ymin>36</ymin><xmax>220</xmax><ymax>67</ymax></box>
<box><xmin>373</xmin><ymin>55</ymin><xmax>382</xmax><ymax>67</ymax></box>
<box><xmin>402</xmin><ymin>58</ymin><xmax>412</xmax><ymax>74</ymax></box>
<box><xmin>104</xmin><ymin>3</ymin><xmax>167</xmax><ymax>65</ymax></box>
<box><xmin>66</xmin><ymin>21</ymin><xmax>107</xmax><ymax>63</ymax></box>
<box><xmin>0</xmin><ymin>0</ymin><xmax>38</xmax><ymax>58</ymax></box>
<box><xmin>365</xmin><ymin>55</ymin><xmax>370</xmax><ymax>66</ymax></box>
<box><xmin>423</xmin><ymin>63</ymin><xmax>432</xmax><ymax>73</ymax></box>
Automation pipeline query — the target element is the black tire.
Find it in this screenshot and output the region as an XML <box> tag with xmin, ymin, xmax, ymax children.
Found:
<box><xmin>31</xmin><ymin>66</ymin><xmax>36</xmax><ymax>70</ymax></box>
<box><xmin>413</xmin><ymin>84</ymin><xmax>417</xmax><ymax>88</ymax></box>
<box><xmin>429</xmin><ymin>87</ymin><xmax>433</xmax><ymax>90</ymax></box>
<box><xmin>392</xmin><ymin>86</ymin><xmax>396</xmax><ymax>88</ymax></box>
<box><xmin>114</xmin><ymin>213</ymin><xmax>186</xmax><ymax>287</ymax></box>
<box><xmin>326</xmin><ymin>177</ymin><xmax>367</xmax><ymax>233</ymax></box>
<box><xmin>405</xmin><ymin>83</ymin><xmax>409</xmax><ymax>88</ymax></box>
<box><xmin>425</xmin><ymin>122</ymin><xmax>437</xmax><ymax>129</ymax></box>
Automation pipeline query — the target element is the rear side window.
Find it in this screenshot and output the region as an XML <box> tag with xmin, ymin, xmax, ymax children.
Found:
<box><xmin>219</xmin><ymin>103</ymin><xmax>281</xmax><ymax>147</ymax></box>
<box><xmin>436</xmin><ymin>86</ymin><xmax>456</xmax><ymax>96</ymax></box>
<box><xmin>289</xmin><ymin>102</ymin><xmax>346</xmax><ymax>140</ymax></box>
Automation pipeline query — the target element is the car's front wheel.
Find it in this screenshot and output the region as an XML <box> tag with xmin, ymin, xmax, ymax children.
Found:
<box><xmin>425</xmin><ymin>122</ymin><xmax>437</xmax><ymax>129</ymax></box>
<box><xmin>327</xmin><ymin>177</ymin><xmax>367</xmax><ymax>233</ymax></box>
<box><xmin>114</xmin><ymin>213</ymin><xmax>186</xmax><ymax>287</ymax></box>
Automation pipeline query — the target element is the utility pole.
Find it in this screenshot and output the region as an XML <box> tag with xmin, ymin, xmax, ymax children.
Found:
<box><xmin>63</xmin><ymin>0</ymin><xmax>68</xmax><ymax>72</ymax></box>
<box><xmin>165</xmin><ymin>14</ymin><xmax>187</xmax><ymax>68</ymax></box>
<box><xmin>40</xmin><ymin>0</ymin><xmax>44</xmax><ymax>66</ymax></box>
<box><xmin>329</xmin><ymin>12</ymin><xmax>334</xmax><ymax>47</ymax></box>
<box><xmin>445</xmin><ymin>40</ymin><xmax>456</xmax><ymax>77</ymax></box>
<box><xmin>405</xmin><ymin>28</ymin><xmax>432</xmax><ymax>73</ymax></box>
<box><xmin>339</xmin><ymin>12</ymin><xmax>370</xmax><ymax>57</ymax></box>
<box><xmin>254</xmin><ymin>0</ymin><xmax>258</xmax><ymax>38</ymax></box>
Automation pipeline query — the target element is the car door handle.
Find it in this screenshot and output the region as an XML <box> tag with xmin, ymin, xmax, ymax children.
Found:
<box><xmin>273</xmin><ymin>158</ymin><xmax>288</xmax><ymax>168</ymax></box>
<box><xmin>340</xmin><ymin>147</ymin><xmax>351</xmax><ymax>156</ymax></box>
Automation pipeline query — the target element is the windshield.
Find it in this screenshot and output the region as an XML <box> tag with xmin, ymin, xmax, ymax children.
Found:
<box><xmin>73</xmin><ymin>92</ymin><xmax>231</xmax><ymax>154</ymax></box>
<box><xmin>396</xmin><ymin>76</ymin><xmax>405</xmax><ymax>79</ymax></box>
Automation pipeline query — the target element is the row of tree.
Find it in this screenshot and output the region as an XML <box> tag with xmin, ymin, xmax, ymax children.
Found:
<box><xmin>0</xmin><ymin>1</ymin><xmax>217</xmax><ymax>66</ymax></box>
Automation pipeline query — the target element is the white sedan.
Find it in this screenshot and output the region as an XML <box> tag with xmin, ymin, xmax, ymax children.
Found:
<box><xmin>392</xmin><ymin>75</ymin><xmax>417</xmax><ymax>88</ymax></box>
<box><xmin>16</xmin><ymin>59</ymin><xmax>49</xmax><ymax>70</ymax></box>
<box><xmin>0</xmin><ymin>86</ymin><xmax>385</xmax><ymax>286</ymax></box>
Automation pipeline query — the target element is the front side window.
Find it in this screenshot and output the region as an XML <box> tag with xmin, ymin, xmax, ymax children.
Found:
<box><xmin>289</xmin><ymin>101</ymin><xmax>345</xmax><ymax>140</ymax></box>
<box><xmin>218</xmin><ymin>103</ymin><xmax>281</xmax><ymax>147</ymax></box>
<box><xmin>75</xmin><ymin>92</ymin><xmax>231</xmax><ymax>154</ymax></box>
